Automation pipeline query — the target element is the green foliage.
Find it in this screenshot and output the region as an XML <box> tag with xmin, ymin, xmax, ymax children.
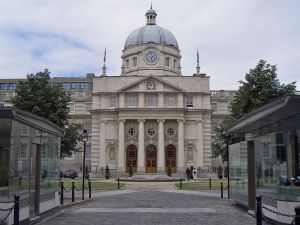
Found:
<box><xmin>167</xmin><ymin>165</ymin><xmax>172</xmax><ymax>177</ymax></box>
<box><xmin>105</xmin><ymin>165</ymin><xmax>110</xmax><ymax>179</ymax></box>
<box><xmin>128</xmin><ymin>164</ymin><xmax>133</xmax><ymax>177</ymax></box>
<box><xmin>11</xmin><ymin>69</ymin><xmax>71</xmax><ymax>127</ymax></box>
<box><xmin>61</xmin><ymin>123</ymin><xmax>83</xmax><ymax>158</ymax></box>
<box><xmin>212</xmin><ymin>60</ymin><xmax>296</xmax><ymax>160</ymax></box>
<box><xmin>229</xmin><ymin>60</ymin><xmax>296</xmax><ymax>119</ymax></box>
<box><xmin>218</xmin><ymin>166</ymin><xmax>223</xmax><ymax>179</ymax></box>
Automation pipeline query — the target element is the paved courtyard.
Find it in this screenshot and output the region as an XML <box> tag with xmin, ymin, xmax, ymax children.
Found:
<box><xmin>37</xmin><ymin>182</ymin><xmax>256</xmax><ymax>225</ymax></box>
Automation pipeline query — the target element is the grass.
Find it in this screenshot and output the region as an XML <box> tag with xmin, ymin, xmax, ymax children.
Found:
<box><xmin>175</xmin><ymin>179</ymin><xmax>228</xmax><ymax>190</ymax></box>
<box><xmin>62</xmin><ymin>179</ymin><xmax>126</xmax><ymax>190</ymax></box>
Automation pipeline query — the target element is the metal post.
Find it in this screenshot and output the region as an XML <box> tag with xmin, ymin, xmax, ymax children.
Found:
<box><xmin>60</xmin><ymin>181</ymin><xmax>64</xmax><ymax>205</ymax></box>
<box><xmin>88</xmin><ymin>180</ymin><xmax>91</xmax><ymax>199</ymax></box>
<box><xmin>14</xmin><ymin>195</ymin><xmax>20</xmax><ymax>225</ymax></box>
<box><xmin>209</xmin><ymin>177</ymin><xmax>211</xmax><ymax>189</ymax></box>
<box><xmin>180</xmin><ymin>178</ymin><xmax>183</xmax><ymax>190</ymax></box>
<box><xmin>82</xmin><ymin>140</ymin><xmax>86</xmax><ymax>200</ymax></box>
<box><xmin>256</xmin><ymin>195</ymin><xmax>262</xmax><ymax>225</ymax></box>
<box><xmin>226</xmin><ymin>135</ymin><xmax>230</xmax><ymax>199</ymax></box>
<box><xmin>118</xmin><ymin>177</ymin><xmax>120</xmax><ymax>190</ymax></box>
<box><xmin>72</xmin><ymin>182</ymin><xmax>75</xmax><ymax>202</ymax></box>
<box><xmin>295</xmin><ymin>205</ymin><xmax>300</xmax><ymax>225</ymax></box>
<box><xmin>221</xmin><ymin>182</ymin><xmax>223</xmax><ymax>198</ymax></box>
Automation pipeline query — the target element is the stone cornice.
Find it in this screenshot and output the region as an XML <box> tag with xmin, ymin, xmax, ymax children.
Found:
<box><xmin>90</xmin><ymin>108</ymin><xmax>211</xmax><ymax>113</ymax></box>
<box><xmin>92</xmin><ymin>91</ymin><xmax>211</xmax><ymax>95</ymax></box>
<box><xmin>69</xmin><ymin>114</ymin><xmax>92</xmax><ymax>119</ymax></box>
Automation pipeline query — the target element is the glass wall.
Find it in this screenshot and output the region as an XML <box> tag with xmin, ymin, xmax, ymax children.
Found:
<box><xmin>229</xmin><ymin>141</ymin><xmax>248</xmax><ymax>206</ymax></box>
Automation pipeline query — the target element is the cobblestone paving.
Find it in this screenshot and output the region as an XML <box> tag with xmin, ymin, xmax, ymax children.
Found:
<box><xmin>38</xmin><ymin>185</ymin><xmax>256</xmax><ymax>225</ymax></box>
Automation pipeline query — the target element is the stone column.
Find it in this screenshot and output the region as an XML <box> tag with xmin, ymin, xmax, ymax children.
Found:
<box><xmin>138</xmin><ymin>119</ymin><xmax>145</xmax><ymax>172</ymax></box>
<box><xmin>99</xmin><ymin>120</ymin><xmax>106</xmax><ymax>170</ymax></box>
<box><xmin>177</xmin><ymin>119</ymin><xmax>185</xmax><ymax>171</ymax></box>
<box><xmin>117</xmin><ymin>119</ymin><xmax>125</xmax><ymax>172</ymax></box>
<box><xmin>196</xmin><ymin>120</ymin><xmax>204</xmax><ymax>167</ymax></box>
<box><xmin>157</xmin><ymin>119</ymin><xmax>165</xmax><ymax>172</ymax></box>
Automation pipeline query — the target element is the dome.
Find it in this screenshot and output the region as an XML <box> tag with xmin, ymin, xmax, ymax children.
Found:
<box><xmin>124</xmin><ymin>25</ymin><xmax>179</xmax><ymax>50</ymax></box>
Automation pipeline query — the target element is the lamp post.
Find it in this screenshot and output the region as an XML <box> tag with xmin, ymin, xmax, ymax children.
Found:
<box><xmin>80</xmin><ymin>129</ymin><xmax>88</xmax><ymax>200</ymax></box>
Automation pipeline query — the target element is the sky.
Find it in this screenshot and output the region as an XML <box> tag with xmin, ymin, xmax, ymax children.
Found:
<box><xmin>0</xmin><ymin>0</ymin><xmax>299</xmax><ymax>90</ymax></box>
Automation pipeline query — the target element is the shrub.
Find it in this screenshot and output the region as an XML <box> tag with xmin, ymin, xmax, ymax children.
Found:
<box><xmin>128</xmin><ymin>164</ymin><xmax>133</xmax><ymax>177</ymax></box>
<box><xmin>105</xmin><ymin>165</ymin><xmax>110</xmax><ymax>179</ymax></box>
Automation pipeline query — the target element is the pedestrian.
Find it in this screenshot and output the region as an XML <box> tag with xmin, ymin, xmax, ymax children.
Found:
<box><xmin>186</xmin><ymin>167</ymin><xmax>190</xmax><ymax>181</ymax></box>
<box><xmin>192</xmin><ymin>168</ymin><xmax>197</xmax><ymax>181</ymax></box>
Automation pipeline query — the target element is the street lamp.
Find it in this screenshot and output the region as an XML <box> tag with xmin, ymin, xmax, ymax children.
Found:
<box><xmin>80</xmin><ymin>129</ymin><xmax>88</xmax><ymax>200</ymax></box>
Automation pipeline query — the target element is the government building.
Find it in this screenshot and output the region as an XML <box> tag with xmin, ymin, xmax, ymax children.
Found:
<box><xmin>0</xmin><ymin>7</ymin><xmax>235</xmax><ymax>175</ymax></box>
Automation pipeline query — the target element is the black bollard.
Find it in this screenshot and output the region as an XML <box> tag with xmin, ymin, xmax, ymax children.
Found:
<box><xmin>180</xmin><ymin>178</ymin><xmax>183</xmax><ymax>190</ymax></box>
<box><xmin>72</xmin><ymin>182</ymin><xmax>75</xmax><ymax>202</ymax></box>
<box><xmin>14</xmin><ymin>195</ymin><xmax>20</xmax><ymax>225</ymax></box>
<box><xmin>209</xmin><ymin>177</ymin><xmax>211</xmax><ymax>189</ymax></box>
<box><xmin>60</xmin><ymin>181</ymin><xmax>64</xmax><ymax>205</ymax></box>
<box><xmin>88</xmin><ymin>180</ymin><xmax>91</xmax><ymax>199</ymax></box>
<box><xmin>295</xmin><ymin>205</ymin><xmax>300</xmax><ymax>225</ymax></box>
<box><xmin>118</xmin><ymin>177</ymin><xmax>120</xmax><ymax>190</ymax></box>
<box><xmin>221</xmin><ymin>182</ymin><xmax>223</xmax><ymax>198</ymax></box>
<box><xmin>256</xmin><ymin>195</ymin><xmax>262</xmax><ymax>225</ymax></box>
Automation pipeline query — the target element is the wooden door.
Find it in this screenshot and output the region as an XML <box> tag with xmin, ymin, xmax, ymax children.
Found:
<box><xmin>146</xmin><ymin>145</ymin><xmax>157</xmax><ymax>173</ymax></box>
<box><xmin>165</xmin><ymin>145</ymin><xmax>177</xmax><ymax>173</ymax></box>
<box><xmin>126</xmin><ymin>145</ymin><xmax>137</xmax><ymax>172</ymax></box>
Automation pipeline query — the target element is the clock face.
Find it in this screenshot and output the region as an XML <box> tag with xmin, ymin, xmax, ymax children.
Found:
<box><xmin>145</xmin><ymin>51</ymin><xmax>158</xmax><ymax>64</ymax></box>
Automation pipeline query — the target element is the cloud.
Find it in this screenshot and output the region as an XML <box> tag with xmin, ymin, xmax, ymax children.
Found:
<box><xmin>0</xmin><ymin>0</ymin><xmax>299</xmax><ymax>90</ymax></box>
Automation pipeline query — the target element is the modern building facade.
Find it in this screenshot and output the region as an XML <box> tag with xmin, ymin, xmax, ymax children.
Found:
<box><xmin>0</xmin><ymin>7</ymin><xmax>235</xmax><ymax>175</ymax></box>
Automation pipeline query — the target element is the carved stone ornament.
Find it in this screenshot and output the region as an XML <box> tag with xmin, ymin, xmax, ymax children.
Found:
<box><xmin>147</xmin><ymin>80</ymin><xmax>156</xmax><ymax>90</ymax></box>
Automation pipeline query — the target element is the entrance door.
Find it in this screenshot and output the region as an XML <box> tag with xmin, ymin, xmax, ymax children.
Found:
<box><xmin>146</xmin><ymin>145</ymin><xmax>157</xmax><ymax>173</ymax></box>
<box><xmin>126</xmin><ymin>145</ymin><xmax>137</xmax><ymax>172</ymax></box>
<box><xmin>165</xmin><ymin>145</ymin><xmax>177</xmax><ymax>173</ymax></box>
<box><xmin>29</xmin><ymin>144</ymin><xmax>41</xmax><ymax>218</ymax></box>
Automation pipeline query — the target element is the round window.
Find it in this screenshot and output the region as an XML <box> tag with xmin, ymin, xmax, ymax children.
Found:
<box><xmin>147</xmin><ymin>127</ymin><xmax>156</xmax><ymax>136</ymax></box>
<box><xmin>166</xmin><ymin>128</ymin><xmax>175</xmax><ymax>137</ymax></box>
<box><xmin>128</xmin><ymin>128</ymin><xmax>136</xmax><ymax>136</ymax></box>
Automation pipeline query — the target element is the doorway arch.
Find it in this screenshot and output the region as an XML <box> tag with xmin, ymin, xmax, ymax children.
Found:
<box><xmin>126</xmin><ymin>145</ymin><xmax>137</xmax><ymax>173</ymax></box>
<box><xmin>145</xmin><ymin>144</ymin><xmax>157</xmax><ymax>173</ymax></box>
<box><xmin>165</xmin><ymin>144</ymin><xmax>177</xmax><ymax>173</ymax></box>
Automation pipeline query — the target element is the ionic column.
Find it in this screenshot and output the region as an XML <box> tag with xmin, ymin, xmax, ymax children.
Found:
<box><xmin>177</xmin><ymin>119</ymin><xmax>185</xmax><ymax>171</ymax></box>
<box><xmin>196</xmin><ymin>120</ymin><xmax>204</xmax><ymax>167</ymax></box>
<box><xmin>138</xmin><ymin>119</ymin><xmax>145</xmax><ymax>172</ymax></box>
<box><xmin>117</xmin><ymin>119</ymin><xmax>125</xmax><ymax>172</ymax></box>
<box><xmin>99</xmin><ymin>120</ymin><xmax>106</xmax><ymax>169</ymax></box>
<box><xmin>157</xmin><ymin>119</ymin><xmax>165</xmax><ymax>172</ymax></box>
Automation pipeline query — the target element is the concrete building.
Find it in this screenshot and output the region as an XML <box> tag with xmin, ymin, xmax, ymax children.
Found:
<box><xmin>0</xmin><ymin>7</ymin><xmax>235</xmax><ymax>175</ymax></box>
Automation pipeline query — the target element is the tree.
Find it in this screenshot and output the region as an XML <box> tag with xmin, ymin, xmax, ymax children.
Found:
<box><xmin>60</xmin><ymin>123</ymin><xmax>83</xmax><ymax>157</ymax></box>
<box><xmin>11</xmin><ymin>69</ymin><xmax>83</xmax><ymax>158</ymax></box>
<box><xmin>212</xmin><ymin>60</ymin><xmax>296</xmax><ymax>160</ymax></box>
<box><xmin>11</xmin><ymin>69</ymin><xmax>70</xmax><ymax>127</ymax></box>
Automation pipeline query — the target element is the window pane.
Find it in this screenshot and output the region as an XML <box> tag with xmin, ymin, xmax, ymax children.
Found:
<box><xmin>186</xmin><ymin>96</ymin><xmax>193</xmax><ymax>107</ymax></box>
<box><xmin>147</xmin><ymin>95</ymin><xmax>156</xmax><ymax>107</ymax></box>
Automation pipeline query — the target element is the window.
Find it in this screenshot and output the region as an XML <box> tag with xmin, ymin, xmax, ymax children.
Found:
<box><xmin>211</xmin><ymin>123</ymin><xmax>217</xmax><ymax>134</ymax></box>
<box><xmin>63</xmin><ymin>83</ymin><xmax>71</xmax><ymax>89</ymax></box>
<box><xmin>80</xmin><ymin>82</ymin><xmax>89</xmax><ymax>89</ymax></box>
<box><xmin>165</xmin><ymin>57</ymin><xmax>170</xmax><ymax>67</ymax></box>
<box><xmin>9</xmin><ymin>83</ymin><xmax>16</xmax><ymax>90</ymax></box>
<box><xmin>127</xmin><ymin>95</ymin><xmax>137</xmax><ymax>107</ymax></box>
<box><xmin>21</xmin><ymin>125</ymin><xmax>29</xmax><ymax>136</ymax></box>
<box><xmin>166</xmin><ymin>128</ymin><xmax>175</xmax><ymax>137</ymax></box>
<box><xmin>147</xmin><ymin>95</ymin><xmax>156</xmax><ymax>107</ymax></box>
<box><xmin>211</xmin><ymin>103</ymin><xmax>217</xmax><ymax>112</ymax></box>
<box><xmin>147</xmin><ymin>127</ymin><xmax>156</xmax><ymax>137</ymax></box>
<box><xmin>110</xmin><ymin>95</ymin><xmax>117</xmax><ymax>108</ymax></box>
<box><xmin>186</xmin><ymin>96</ymin><xmax>193</xmax><ymax>107</ymax></box>
<box><xmin>84</xmin><ymin>123</ymin><xmax>92</xmax><ymax>135</ymax></box>
<box><xmin>20</xmin><ymin>144</ymin><xmax>27</xmax><ymax>159</ymax></box>
<box><xmin>174</xmin><ymin>59</ymin><xmax>177</xmax><ymax>69</ymax></box>
<box><xmin>86</xmin><ymin>102</ymin><xmax>92</xmax><ymax>112</ymax></box>
<box><xmin>71</xmin><ymin>82</ymin><xmax>77</xmax><ymax>89</ymax></box>
<box><xmin>41</xmin><ymin>144</ymin><xmax>47</xmax><ymax>159</ymax></box>
<box><xmin>128</xmin><ymin>128</ymin><xmax>137</xmax><ymax>136</ymax></box>
<box><xmin>166</xmin><ymin>96</ymin><xmax>175</xmax><ymax>107</ymax></box>
<box><xmin>68</xmin><ymin>103</ymin><xmax>75</xmax><ymax>114</ymax></box>
<box><xmin>133</xmin><ymin>57</ymin><xmax>137</xmax><ymax>67</ymax></box>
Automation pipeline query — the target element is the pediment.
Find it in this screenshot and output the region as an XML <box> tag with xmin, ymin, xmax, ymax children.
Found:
<box><xmin>118</xmin><ymin>75</ymin><xmax>184</xmax><ymax>92</ymax></box>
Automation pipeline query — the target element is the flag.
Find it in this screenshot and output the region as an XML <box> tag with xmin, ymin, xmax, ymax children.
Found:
<box><xmin>197</xmin><ymin>49</ymin><xmax>199</xmax><ymax>65</ymax></box>
<box><xmin>103</xmin><ymin>48</ymin><xmax>106</xmax><ymax>63</ymax></box>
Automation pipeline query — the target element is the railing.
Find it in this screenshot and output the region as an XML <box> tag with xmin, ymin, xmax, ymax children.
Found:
<box><xmin>256</xmin><ymin>195</ymin><xmax>300</xmax><ymax>225</ymax></box>
<box><xmin>0</xmin><ymin>195</ymin><xmax>20</xmax><ymax>225</ymax></box>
